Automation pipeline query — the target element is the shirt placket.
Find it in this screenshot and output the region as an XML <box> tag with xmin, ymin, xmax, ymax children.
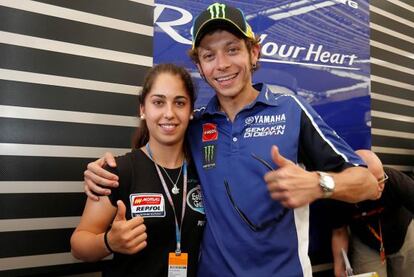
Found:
<box><xmin>230</xmin><ymin>114</ymin><xmax>241</xmax><ymax>154</ymax></box>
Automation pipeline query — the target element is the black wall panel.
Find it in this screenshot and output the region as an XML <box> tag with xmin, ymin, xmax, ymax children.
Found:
<box><xmin>0</xmin><ymin>0</ymin><xmax>153</xmax><ymax>275</ymax></box>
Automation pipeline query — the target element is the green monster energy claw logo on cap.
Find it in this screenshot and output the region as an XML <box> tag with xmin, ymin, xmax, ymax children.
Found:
<box><xmin>192</xmin><ymin>2</ymin><xmax>255</xmax><ymax>49</ymax></box>
<box><xmin>202</xmin><ymin>144</ymin><xmax>216</xmax><ymax>169</ymax></box>
<box><xmin>207</xmin><ymin>3</ymin><xmax>226</xmax><ymax>19</ymax></box>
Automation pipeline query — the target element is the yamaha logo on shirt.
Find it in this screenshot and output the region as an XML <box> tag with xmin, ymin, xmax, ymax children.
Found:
<box><xmin>245</xmin><ymin>117</ymin><xmax>255</xmax><ymax>125</ymax></box>
<box><xmin>129</xmin><ymin>193</ymin><xmax>166</xmax><ymax>218</ymax></box>
<box><xmin>245</xmin><ymin>113</ymin><xmax>286</xmax><ymax>126</ymax></box>
<box><xmin>202</xmin><ymin>144</ymin><xmax>216</xmax><ymax>169</ymax></box>
<box><xmin>244</xmin><ymin>113</ymin><xmax>286</xmax><ymax>138</ymax></box>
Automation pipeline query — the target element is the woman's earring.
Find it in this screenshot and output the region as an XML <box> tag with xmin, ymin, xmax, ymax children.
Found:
<box><xmin>140</xmin><ymin>114</ymin><xmax>145</xmax><ymax>120</ymax></box>
<box><xmin>252</xmin><ymin>63</ymin><xmax>257</xmax><ymax>69</ymax></box>
<box><xmin>189</xmin><ymin>115</ymin><xmax>194</xmax><ymax>120</ymax></box>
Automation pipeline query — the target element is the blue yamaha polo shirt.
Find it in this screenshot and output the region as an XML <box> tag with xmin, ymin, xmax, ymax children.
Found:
<box><xmin>188</xmin><ymin>83</ymin><xmax>364</xmax><ymax>277</ymax></box>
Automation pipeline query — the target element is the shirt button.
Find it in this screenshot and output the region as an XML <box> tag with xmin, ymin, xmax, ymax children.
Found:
<box><xmin>232</xmin><ymin>137</ymin><xmax>238</xmax><ymax>142</ymax></box>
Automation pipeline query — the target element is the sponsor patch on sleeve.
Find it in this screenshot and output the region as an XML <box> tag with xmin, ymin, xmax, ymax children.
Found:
<box><xmin>129</xmin><ymin>193</ymin><xmax>166</xmax><ymax>218</ymax></box>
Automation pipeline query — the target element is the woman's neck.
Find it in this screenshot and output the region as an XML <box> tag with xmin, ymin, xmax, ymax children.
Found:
<box><xmin>143</xmin><ymin>140</ymin><xmax>185</xmax><ymax>169</ymax></box>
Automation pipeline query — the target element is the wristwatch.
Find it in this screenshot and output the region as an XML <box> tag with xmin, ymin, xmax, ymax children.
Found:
<box><xmin>317</xmin><ymin>171</ymin><xmax>335</xmax><ymax>198</ymax></box>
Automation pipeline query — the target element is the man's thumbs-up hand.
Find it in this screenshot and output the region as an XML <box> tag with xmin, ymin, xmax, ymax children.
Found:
<box><xmin>264</xmin><ymin>146</ymin><xmax>322</xmax><ymax>208</ymax></box>
<box><xmin>106</xmin><ymin>200</ymin><xmax>147</xmax><ymax>254</ymax></box>
<box><xmin>271</xmin><ymin>145</ymin><xmax>294</xmax><ymax>168</ymax></box>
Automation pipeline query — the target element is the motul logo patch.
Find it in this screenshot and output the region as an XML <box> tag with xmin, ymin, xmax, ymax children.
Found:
<box><xmin>133</xmin><ymin>196</ymin><xmax>161</xmax><ymax>206</ymax></box>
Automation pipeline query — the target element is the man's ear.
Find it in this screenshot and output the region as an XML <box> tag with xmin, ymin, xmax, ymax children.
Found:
<box><xmin>251</xmin><ymin>44</ymin><xmax>260</xmax><ymax>65</ymax></box>
<box><xmin>196</xmin><ymin>63</ymin><xmax>202</xmax><ymax>74</ymax></box>
<box><xmin>196</xmin><ymin>63</ymin><xmax>206</xmax><ymax>80</ymax></box>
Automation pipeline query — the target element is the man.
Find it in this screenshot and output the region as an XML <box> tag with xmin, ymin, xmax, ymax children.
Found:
<box><xmin>332</xmin><ymin>150</ymin><xmax>414</xmax><ymax>277</ymax></box>
<box><xmin>84</xmin><ymin>3</ymin><xmax>378</xmax><ymax>276</ymax></box>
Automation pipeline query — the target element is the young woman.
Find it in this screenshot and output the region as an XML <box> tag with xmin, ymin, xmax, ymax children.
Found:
<box><xmin>71</xmin><ymin>64</ymin><xmax>205</xmax><ymax>276</ymax></box>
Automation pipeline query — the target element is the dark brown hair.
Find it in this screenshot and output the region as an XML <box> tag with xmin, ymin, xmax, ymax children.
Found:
<box><xmin>131</xmin><ymin>64</ymin><xmax>196</xmax><ymax>153</ymax></box>
<box><xmin>188</xmin><ymin>27</ymin><xmax>261</xmax><ymax>71</ymax></box>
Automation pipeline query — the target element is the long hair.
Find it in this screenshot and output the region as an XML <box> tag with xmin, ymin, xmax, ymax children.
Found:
<box><xmin>131</xmin><ymin>64</ymin><xmax>196</xmax><ymax>158</ymax></box>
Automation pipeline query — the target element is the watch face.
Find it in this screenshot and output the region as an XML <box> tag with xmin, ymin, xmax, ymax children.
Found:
<box><xmin>318</xmin><ymin>172</ymin><xmax>335</xmax><ymax>198</ymax></box>
<box><xmin>322</xmin><ymin>175</ymin><xmax>335</xmax><ymax>190</ymax></box>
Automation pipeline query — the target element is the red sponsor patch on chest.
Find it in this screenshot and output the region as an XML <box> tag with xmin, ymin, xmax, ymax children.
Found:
<box><xmin>132</xmin><ymin>195</ymin><xmax>161</xmax><ymax>206</ymax></box>
<box><xmin>202</xmin><ymin>123</ymin><xmax>218</xmax><ymax>142</ymax></box>
<box><xmin>130</xmin><ymin>193</ymin><xmax>165</xmax><ymax>218</ymax></box>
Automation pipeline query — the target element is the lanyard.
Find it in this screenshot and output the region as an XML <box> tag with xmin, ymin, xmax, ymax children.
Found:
<box><xmin>146</xmin><ymin>143</ymin><xmax>187</xmax><ymax>255</ymax></box>
<box><xmin>367</xmin><ymin>218</ymin><xmax>386</xmax><ymax>264</ymax></box>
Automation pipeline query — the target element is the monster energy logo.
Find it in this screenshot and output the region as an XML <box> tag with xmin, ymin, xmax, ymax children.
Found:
<box><xmin>203</xmin><ymin>144</ymin><xmax>216</xmax><ymax>168</ymax></box>
<box><xmin>207</xmin><ymin>3</ymin><xmax>226</xmax><ymax>19</ymax></box>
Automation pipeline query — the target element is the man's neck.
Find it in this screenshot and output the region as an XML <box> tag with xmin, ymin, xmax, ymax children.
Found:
<box><xmin>218</xmin><ymin>86</ymin><xmax>259</xmax><ymax>122</ymax></box>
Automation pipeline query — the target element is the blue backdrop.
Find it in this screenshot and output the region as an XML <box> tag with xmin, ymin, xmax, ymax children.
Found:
<box><xmin>153</xmin><ymin>0</ymin><xmax>371</xmax><ymax>149</ymax></box>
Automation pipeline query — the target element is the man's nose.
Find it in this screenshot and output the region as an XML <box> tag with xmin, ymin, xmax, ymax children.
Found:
<box><xmin>216</xmin><ymin>52</ymin><xmax>230</xmax><ymax>70</ymax></box>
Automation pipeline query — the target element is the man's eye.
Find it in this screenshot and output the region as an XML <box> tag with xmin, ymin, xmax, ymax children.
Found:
<box><xmin>228</xmin><ymin>47</ymin><xmax>239</xmax><ymax>54</ymax></box>
<box><xmin>203</xmin><ymin>53</ymin><xmax>214</xmax><ymax>60</ymax></box>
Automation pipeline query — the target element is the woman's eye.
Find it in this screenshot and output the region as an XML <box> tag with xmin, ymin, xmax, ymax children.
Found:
<box><xmin>153</xmin><ymin>100</ymin><xmax>163</xmax><ymax>106</ymax></box>
<box><xmin>176</xmin><ymin>101</ymin><xmax>186</xmax><ymax>107</ymax></box>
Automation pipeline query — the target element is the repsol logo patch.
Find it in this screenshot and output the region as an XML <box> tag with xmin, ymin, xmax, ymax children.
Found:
<box><xmin>130</xmin><ymin>193</ymin><xmax>165</xmax><ymax>218</ymax></box>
